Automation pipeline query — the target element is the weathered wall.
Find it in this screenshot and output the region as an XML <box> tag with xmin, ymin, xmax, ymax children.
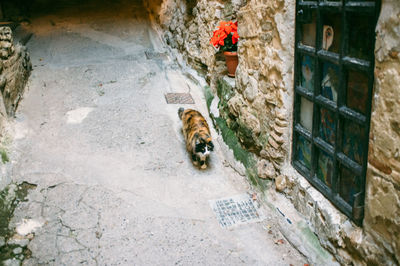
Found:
<box><xmin>146</xmin><ymin>0</ymin><xmax>246</xmax><ymax>76</ymax></box>
<box><xmin>0</xmin><ymin>27</ymin><xmax>31</xmax><ymax>117</ymax></box>
<box><xmin>146</xmin><ymin>0</ymin><xmax>295</xmax><ymax>182</ymax></box>
<box><xmin>0</xmin><ymin>26</ymin><xmax>31</xmax><ymax>190</ymax></box>
<box><xmin>364</xmin><ymin>0</ymin><xmax>400</xmax><ymax>263</ymax></box>
<box><xmin>233</xmin><ymin>0</ymin><xmax>295</xmax><ymax>180</ymax></box>
<box><xmin>290</xmin><ymin>1</ymin><xmax>400</xmax><ymax>263</ymax></box>
<box><xmin>147</xmin><ymin>0</ymin><xmax>400</xmax><ymax>264</ymax></box>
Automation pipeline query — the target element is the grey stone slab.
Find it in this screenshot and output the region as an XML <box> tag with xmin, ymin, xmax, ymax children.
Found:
<box><xmin>12</xmin><ymin>247</ymin><xmax>23</xmax><ymax>254</ymax></box>
<box><xmin>56</xmin><ymin>235</ymin><xmax>85</xmax><ymax>254</ymax></box>
<box><xmin>45</xmin><ymin>183</ymin><xmax>87</xmax><ymax>211</ymax></box>
<box><xmin>6</xmin><ymin>237</ymin><xmax>29</xmax><ymax>247</ymax></box>
<box><xmin>61</xmin><ymin>204</ymin><xmax>98</xmax><ymax>230</ymax></box>
<box><xmin>55</xmin><ymin>250</ymin><xmax>97</xmax><ymax>266</ymax></box>
<box><xmin>2</xmin><ymin>258</ymin><xmax>21</xmax><ymax>266</ymax></box>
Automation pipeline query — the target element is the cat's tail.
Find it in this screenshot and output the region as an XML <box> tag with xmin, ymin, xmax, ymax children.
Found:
<box><xmin>178</xmin><ymin>107</ymin><xmax>184</xmax><ymax>120</ymax></box>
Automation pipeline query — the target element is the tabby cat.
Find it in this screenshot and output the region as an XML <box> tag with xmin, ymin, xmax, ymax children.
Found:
<box><xmin>178</xmin><ymin>107</ymin><xmax>214</xmax><ymax>169</ymax></box>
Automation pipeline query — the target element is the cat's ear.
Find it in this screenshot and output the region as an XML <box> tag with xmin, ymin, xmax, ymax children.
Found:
<box><xmin>208</xmin><ymin>141</ymin><xmax>214</xmax><ymax>151</ymax></box>
<box><xmin>194</xmin><ymin>142</ymin><xmax>202</xmax><ymax>153</ymax></box>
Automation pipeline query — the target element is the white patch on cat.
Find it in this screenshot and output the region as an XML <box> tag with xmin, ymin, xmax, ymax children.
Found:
<box><xmin>66</xmin><ymin>107</ymin><xmax>94</xmax><ymax>124</ymax></box>
<box><xmin>196</xmin><ymin>146</ymin><xmax>210</xmax><ymax>161</ymax></box>
<box><xmin>203</xmin><ymin>146</ymin><xmax>211</xmax><ymax>156</ymax></box>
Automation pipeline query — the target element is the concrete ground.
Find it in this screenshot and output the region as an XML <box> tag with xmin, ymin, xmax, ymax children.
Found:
<box><xmin>7</xmin><ymin>0</ymin><xmax>307</xmax><ymax>264</ymax></box>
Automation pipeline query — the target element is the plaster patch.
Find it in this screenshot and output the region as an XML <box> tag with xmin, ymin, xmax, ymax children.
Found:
<box><xmin>210</xmin><ymin>97</ymin><xmax>220</xmax><ymax>118</ymax></box>
<box><xmin>16</xmin><ymin>218</ymin><xmax>44</xmax><ymax>236</ymax></box>
<box><xmin>66</xmin><ymin>107</ymin><xmax>94</xmax><ymax>124</ymax></box>
<box><xmin>13</xmin><ymin>122</ymin><xmax>30</xmax><ymax>140</ymax></box>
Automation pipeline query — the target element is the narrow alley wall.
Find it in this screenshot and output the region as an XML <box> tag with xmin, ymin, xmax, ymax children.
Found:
<box><xmin>365</xmin><ymin>0</ymin><xmax>400</xmax><ymax>262</ymax></box>
<box><xmin>0</xmin><ymin>26</ymin><xmax>31</xmax><ymax>189</ymax></box>
<box><xmin>0</xmin><ymin>27</ymin><xmax>31</xmax><ymax>117</ymax></box>
<box><xmin>146</xmin><ymin>0</ymin><xmax>399</xmax><ymax>264</ymax></box>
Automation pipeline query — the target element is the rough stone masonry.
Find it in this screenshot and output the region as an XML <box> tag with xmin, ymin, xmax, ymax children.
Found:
<box><xmin>0</xmin><ymin>25</ymin><xmax>31</xmax><ymax>187</ymax></box>
<box><xmin>0</xmin><ymin>25</ymin><xmax>31</xmax><ymax>264</ymax></box>
<box><xmin>0</xmin><ymin>26</ymin><xmax>31</xmax><ymax>119</ymax></box>
<box><xmin>146</xmin><ymin>0</ymin><xmax>400</xmax><ymax>264</ymax></box>
<box><xmin>0</xmin><ymin>25</ymin><xmax>31</xmax><ymax>189</ymax></box>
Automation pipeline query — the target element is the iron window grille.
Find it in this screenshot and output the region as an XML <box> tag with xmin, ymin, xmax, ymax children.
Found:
<box><xmin>292</xmin><ymin>0</ymin><xmax>381</xmax><ymax>225</ymax></box>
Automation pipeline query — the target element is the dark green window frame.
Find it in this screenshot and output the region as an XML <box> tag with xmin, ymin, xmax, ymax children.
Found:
<box><xmin>292</xmin><ymin>0</ymin><xmax>381</xmax><ymax>225</ymax></box>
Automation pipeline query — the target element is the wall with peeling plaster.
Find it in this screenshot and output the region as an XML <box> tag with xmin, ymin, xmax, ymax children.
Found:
<box><xmin>0</xmin><ymin>26</ymin><xmax>31</xmax><ymax>190</ymax></box>
<box><xmin>364</xmin><ymin>0</ymin><xmax>400</xmax><ymax>263</ymax></box>
<box><xmin>147</xmin><ymin>0</ymin><xmax>400</xmax><ymax>264</ymax></box>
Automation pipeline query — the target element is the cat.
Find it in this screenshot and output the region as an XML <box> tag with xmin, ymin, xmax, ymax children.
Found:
<box><xmin>178</xmin><ymin>107</ymin><xmax>214</xmax><ymax>169</ymax></box>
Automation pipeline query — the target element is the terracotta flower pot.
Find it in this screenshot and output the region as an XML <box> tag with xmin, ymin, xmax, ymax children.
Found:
<box><xmin>223</xmin><ymin>51</ymin><xmax>238</xmax><ymax>77</ymax></box>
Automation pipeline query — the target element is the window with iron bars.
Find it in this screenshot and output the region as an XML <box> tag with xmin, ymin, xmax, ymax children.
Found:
<box><xmin>292</xmin><ymin>0</ymin><xmax>381</xmax><ymax>225</ymax></box>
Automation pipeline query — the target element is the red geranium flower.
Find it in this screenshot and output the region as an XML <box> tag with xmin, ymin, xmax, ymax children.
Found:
<box><xmin>232</xmin><ymin>32</ymin><xmax>239</xmax><ymax>44</ymax></box>
<box><xmin>210</xmin><ymin>21</ymin><xmax>239</xmax><ymax>51</ymax></box>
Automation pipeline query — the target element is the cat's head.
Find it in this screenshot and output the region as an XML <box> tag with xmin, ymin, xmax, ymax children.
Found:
<box><xmin>194</xmin><ymin>135</ymin><xmax>214</xmax><ymax>157</ymax></box>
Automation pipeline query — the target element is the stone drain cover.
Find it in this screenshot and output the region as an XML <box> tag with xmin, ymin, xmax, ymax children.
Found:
<box><xmin>145</xmin><ymin>50</ymin><xmax>167</xmax><ymax>60</ymax></box>
<box><xmin>165</xmin><ymin>93</ymin><xmax>195</xmax><ymax>104</ymax></box>
<box><xmin>209</xmin><ymin>194</ymin><xmax>265</xmax><ymax>228</ymax></box>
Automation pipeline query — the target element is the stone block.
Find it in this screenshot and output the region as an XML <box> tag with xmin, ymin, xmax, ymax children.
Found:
<box><xmin>257</xmin><ymin>159</ymin><xmax>275</xmax><ymax>179</ymax></box>
<box><xmin>268</xmin><ymin>135</ymin><xmax>280</xmax><ymax>149</ymax></box>
<box><xmin>265</xmin><ymin>146</ymin><xmax>284</xmax><ymax>161</ymax></box>
<box><xmin>273</xmin><ymin>124</ymin><xmax>286</xmax><ymax>135</ymax></box>
<box><xmin>369</xmin><ymin>157</ymin><xmax>392</xmax><ymax>175</ymax></box>
<box><xmin>261</xmin><ymin>33</ymin><xmax>273</xmax><ymax>43</ymax></box>
<box><xmin>366</xmin><ymin>174</ymin><xmax>400</xmax><ymax>222</ymax></box>
<box><xmin>227</xmin><ymin>94</ymin><xmax>245</xmax><ymax>117</ymax></box>
<box><xmin>243</xmin><ymin>76</ymin><xmax>258</xmax><ymax>102</ymax></box>
<box><xmin>276</xmin><ymin>109</ymin><xmax>287</xmax><ymax>120</ymax></box>
<box><xmin>270</xmin><ymin>130</ymin><xmax>284</xmax><ymax>144</ymax></box>
<box><xmin>237</xmin><ymin>10</ymin><xmax>261</xmax><ymax>38</ymax></box>
<box><xmin>0</xmin><ymin>27</ymin><xmax>12</xmax><ymax>42</ymax></box>
<box><xmin>260</xmin><ymin>149</ymin><xmax>268</xmax><ymax>159</ymax></box>
<box><xmin>240</xmin><ymin>111</ymin><xmax>260</xmax><ymax>135</ymax></box>
<box><xmin>389</xmin><ymin>168</ymin><xmax>400</xmax><ymax>186</ymax></box>
<box><xmin>275</xmin><ymin>175</ymin><xmax>287</xmax><ymax>191</ymax></box>
<box><xmin>265</xmin><ymin>92</ymin><xmax>277</xmax><ymax>105</ymax></box>
<box><xmin>259</xmin><ymin>79</ymin><xmax>272</xmax><ymax>94</ymax></box>
<box><xmin>188</xmin><ymin>23</ymin><xmax>197</xmax><ymax>34</ymax></box>
<box><xmin>275</xmin><ymin>117</ymin><xmax>288</xmax><ymax>127</ymax></box>
<box><xmin>261</xmin><ymin>21</ymin><xmax>273</xmax><ymax>32</ymax></box>
<box><xmin>252</xmin><ymin>94</ymin><xmax>268</xmax><ymax>113</ymax></box>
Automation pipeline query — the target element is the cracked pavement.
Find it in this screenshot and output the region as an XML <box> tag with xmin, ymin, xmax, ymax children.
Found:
<box><xmin>7</xmin><ymin>0</ymin><xmax>306</xmax><ymax>265</ymax></box>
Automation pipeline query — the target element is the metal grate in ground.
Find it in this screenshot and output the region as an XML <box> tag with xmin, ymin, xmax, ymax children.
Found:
<box><xmin>145</xmin><ymin>50</ymin><xmax>168</xmax><ymax>60</ymax></box>
<box><xmin>164</xmin><ymin>93</ymin><xmax>195</xmax><ymax>104</ymax></box>
<box><xmin>209</xmin><ymin>194</ymin><xmax>265</xmax><ymax>228</ymax></box>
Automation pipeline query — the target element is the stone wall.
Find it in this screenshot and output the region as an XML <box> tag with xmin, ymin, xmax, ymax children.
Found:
<box><xmin>364</xmin><ymin>0</ymin><xmax>400</xmax><ymax>263</ymax></box>
<box><xmin>147</xmin><ymin>0</ymin><xmax>400</xmax><ymax>264</ymax></box>
<box><xmin>145</xmin><ymin>0</ymin><xmax>247</xmax><ymax>76</ymax></box>
<box><xmin>0</xmin><ymin>26</ymin><xmax>31</xmax><ymax>190</ymax></box>
<box><xmin>0</xmin><ymin>27</ymin><xmax>31</xmax><ymax>117</ymax></box>
<box><xmin>146</xmin><ymin>0</ymin><xmax>295</xmax><ymax>180</ymax></box>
